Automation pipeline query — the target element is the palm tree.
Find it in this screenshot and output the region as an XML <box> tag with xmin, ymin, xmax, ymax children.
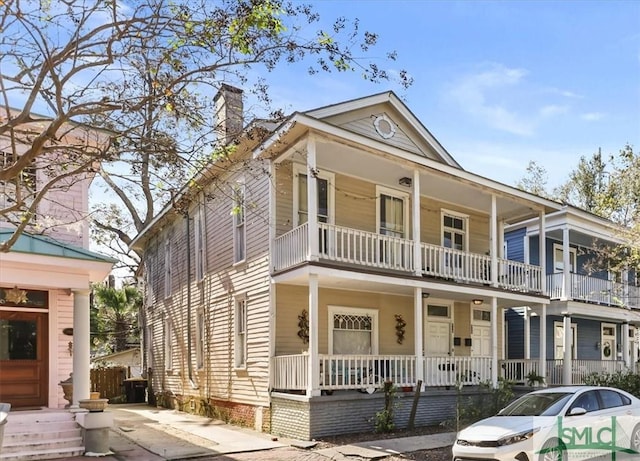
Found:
<box><xmin>91</xmin><ymin>284</ymin><xmax>142</xmax><ymax>353</ymax></box>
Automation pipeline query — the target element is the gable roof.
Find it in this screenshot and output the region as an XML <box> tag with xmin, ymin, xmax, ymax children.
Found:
<box><xmin>0</xmin><ymin>230</ymin><xmax>117</xmax><ymax>263</ymax></box>
<box><xmin>304</xmin><ymin>91</ymin><xmax>462</xmax><ymax>168</ymax></box>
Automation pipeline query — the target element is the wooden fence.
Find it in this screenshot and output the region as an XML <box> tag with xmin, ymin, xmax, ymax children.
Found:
<box><xmin>91</xmin><ymin>367</ymin><xmax>127</xmax><ymax>400</ymax></box>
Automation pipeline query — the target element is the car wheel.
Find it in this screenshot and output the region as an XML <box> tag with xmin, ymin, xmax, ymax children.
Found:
<box><xmin>538</xmin><ymin>438</ymin><xmax>566</xmax><ymax>461</ymax></box>
<box><xmin>631</xmin><ymin>424</ymin><xmax>640</xmax><ymax>453</ymax></box>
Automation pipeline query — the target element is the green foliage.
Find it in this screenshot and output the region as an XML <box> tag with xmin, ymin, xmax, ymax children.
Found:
<box><xmin>526</xmin><ymin>370</ymin><xmax>545</xmax><ymax>386</ymax></box>
<box><xmin>92</xmin><ymin>284</ymin><xmax>142</xmax><ymax>353</ymax></box>
<box><xmin>373</xmin><ymin>382</ymin><xmax>398</xmax><ymax>433</ymax></box>
<box><xmin>450</xmin><ymin>380</ymin><xmax>515</xmax><ymax>431</ymax></box>
<box><xmin>582</xmin><ymin>370</ymin><xmax>640</xmax><ymax>398</ymax></box>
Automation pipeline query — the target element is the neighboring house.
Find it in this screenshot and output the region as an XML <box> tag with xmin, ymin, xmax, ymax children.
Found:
<box><xmin>0</xmin><ymin>113</ymin><xmax>115</xmax><ymax>409</ymax></box>
<box><xmin>132</xmin><ymin>87</ymin><xmax>563</xmax><ymax>439</ymax></box>
<box><xmin>91</xmin><ymin>347</ymin><xmax>142</xmax><ymax>378</ymax></box>
<box><xmin>504</xmin><ymin>206</ymin><xmax>640</xmax><ymax>385</ymax></box>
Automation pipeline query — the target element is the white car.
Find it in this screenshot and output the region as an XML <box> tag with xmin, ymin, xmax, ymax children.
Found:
<box><xmin>452</xmin><ymin>385</ymin><xmax>640</xmax><ymax>461</ymax></box>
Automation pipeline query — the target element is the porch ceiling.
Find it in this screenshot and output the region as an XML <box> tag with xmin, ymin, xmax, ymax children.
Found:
<box><xmin>275</xmin><ymin>264</ymin><xmax>548</xmax><ymax>310</ymax></box>
<box><xmin>313</xmin><ymin>138</ymin><xmax>542</xmax><ymax>224</ymax></box>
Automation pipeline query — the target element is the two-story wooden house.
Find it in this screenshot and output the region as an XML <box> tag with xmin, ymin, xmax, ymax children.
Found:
<box><xmin>504</xmin><ymin>206</ymin><xmax>640</xmax><ymax>386</ymax></box>
<box><xmin>132</xmin><ymin>87</ymin><xmax>562</xmax><ymax>439</ymax></box>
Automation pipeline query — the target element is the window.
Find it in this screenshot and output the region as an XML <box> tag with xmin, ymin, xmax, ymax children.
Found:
<box><xmin>293</xmin><ymin>164</ymin><xmax>334</xmax><ymax>226</ymax></box>
<box><xmin>194</xmin><ymin>201</ymin><xmax>206</xmax><ymax>281</ymax></box>
<box><xmin>554</xmin><ymin>321</ymin><xmax>577</xmax><ymax>360</ymax></box>
<box><xmin>164</xmin><ymin>318</ymin><xmax>173</xmax><ymax>370</ymax></box>
<box><xmin>570</xmin><ymin>391</ymin><xmax>600</xmax><ymax>413</ymax></box>
<box><xmin>553</xmin><ymin>243</ymin><xmax>576</xmax><ymax>273</ymax></box>
<box><xmin>233</xmin><ymin>182</ymin><xmax>246</xmax><ymax>263</ymax></box>
<box><xmin>196</xmin><ymin>308</ymin><xmax>205</xmax><ymax>370</ymax></box>
<box><xmin>0</xmin><ymin>150</ymin><xmax>36</xmax><ymax>192</ymax></box>
<box><xmin>427</xmin><ymin>304</ymin><xmax>450</xmax><ymax>318</ymax></box>
<box><xmin>473</xmin><ymin>309</ymin><xmax>491</xmax><ymax>322</ymax></box>
<box><xmin>442</xmin><ymin>211</ymin><xmax>468</xmax><ymax>251</ymax></box>
<box><xmin>598</xmin><ymin>389</ymin><xmax>629</xmax><ymax>409</ymax></box>
<box><xmin>234</xmin><ymin>297</ymin><xmax>247</xmax><ymax>368</ymax></box>
<box><xmin>377</xmin><ymin>186</ymin><xmax>408</xmax><ymax>238</ymax></box>
<box><xmin>328</xmin><ymin>306</ymin><xmax>378</xmax><ymax>355</ymax></box>
<box><xmin>164</xmin><ymin>240</ymin><xmax>172</xmax><ymax>298</ymax></box>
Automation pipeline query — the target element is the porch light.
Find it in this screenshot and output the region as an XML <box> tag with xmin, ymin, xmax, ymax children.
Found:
<box><xmin>398</xmin><ymin>177</ymin><xmax>412</xmax><ymax>187</ymax></box>
<box><xmin>595</xmin><ymin>341</ymin><xmax>600</xmax><ymax>350</ymax></box>
<box><xmin>472</xmin><ymin>299</ymin><xmax>483</xmax><ymax>305</ymax></box>
<box><xmin>421</xmin><ymin>292</ymin><xmax>430</xmax><ymax>299</ymax></box>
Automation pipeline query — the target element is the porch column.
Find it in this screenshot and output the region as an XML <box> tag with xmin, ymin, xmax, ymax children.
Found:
<box><xmin>539</xmin><ymin>304</ymin><xmax>547</xmax><ymax>385</ymax></box>
<box><xmin>539</xmin><ymin>211</ymin><xmax>546</xmax><ymax>295</ymax></box>
<box><xmin>491</xmin><ymin>297</ymin><xmax>498</xmax><ymax>387</ymax></box>
<box><xmin>72</xmin><ymin>288</ymin><xmax>91</xmax><ymax>407</ymax></box>
<box><xmin>562</xmin><ymin>312</ymin><xmax>572</xmax><ymax>385</ymax></box>
<box><xmin>498</xmin><ymin>219</ymin><xmax>505</xmax><ymax>259</ymax></box>
<box><xmin>524</xmin><ymin>307</ymin><xmax>531</xmax><ymax>359</ymax></box>
<box><xmin>414</xmin><ymin>287</ymin><xmax>424</xmax><ymax>390</ymax></box>
<box><xmin>490</xmin><ymin>195</ymin><xmax>498</xmax><ymax>287</ymax></box>
<box><xmin>307</xmin><ymin>274</ymin><xmax>320</xmax><ymax>396</ymax></box>
<box><xmin>412</xmin><ymin>169</ymin><xmax>422</xmax><ymax>276</ymax></box>
<box><xmin>562</xmin><ymin>226</ymin><xmax>570</xmax><ymax>300</ymax></box>
<box><xmin>623</xmin><ymin>322</ymin><xmax>630</xmax><ymax>368</ymax></box>
<box><xmin>306</xmin><ymin>135</ymin><xmax>319</xmax><ymax>261</ymax></box>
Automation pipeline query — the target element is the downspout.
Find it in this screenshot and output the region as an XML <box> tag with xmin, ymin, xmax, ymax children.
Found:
<box><xmin>185</xmin><ymin>212</ymin><xmax>198</xmax><ymax>390</ymax></box>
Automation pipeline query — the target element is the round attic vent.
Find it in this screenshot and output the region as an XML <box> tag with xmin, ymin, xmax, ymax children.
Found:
<box><xmin>373</xmin><ymin>114</ymin><xmax>396</xmax><ymax>139</ymax></box>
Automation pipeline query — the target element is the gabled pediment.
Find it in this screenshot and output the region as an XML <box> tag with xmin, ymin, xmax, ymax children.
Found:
<box><xmin>305</xmin><ymin>91</ymin><xmax>462</xmax><ymax>169</ymax></box>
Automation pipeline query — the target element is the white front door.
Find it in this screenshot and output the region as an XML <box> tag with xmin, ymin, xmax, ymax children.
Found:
<box><xmin>554</xmin><ymin>321</ymin><xmax>577</xmax><ymax>360</ymax></box>
<box><xmin>425</xmin><ymin>321</ymin><xmax>451</xmax><ymax>356</ymax></box>
<box><xmin>601</xmin><ymin>323</ymin><xmax>616</xmax><ymax>361</ymax></box>
<box><xmin>471</xmin><ymin>324</ymin><xmax>491</xmax><ymax>357</ymax></box>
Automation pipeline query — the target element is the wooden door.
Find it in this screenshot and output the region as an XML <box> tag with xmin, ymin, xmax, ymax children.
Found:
<box><xmin>0</xmin><ymin>311</ymin><xmax>48</xmax><ymax>407</ymax></box>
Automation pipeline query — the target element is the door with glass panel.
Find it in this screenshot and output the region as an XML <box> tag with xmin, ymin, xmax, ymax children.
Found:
<box><xmin>442</xmin><ymin>212</ymin><xmax>467</xmax><ymax>278</ymax></box>
<box><xmin>378</xmin><ymin>187</ymin><xmax>408</xmax><ymax>267</ymax></box>
<box><xmin>0</xmin><ymin>311</ymin><xmax>48</xmax><ymax>407</ymax></box>
<box><xmin>297</xmin><ymin>169</ymin><xmax>331</xmax><ymax>255</ymax></box>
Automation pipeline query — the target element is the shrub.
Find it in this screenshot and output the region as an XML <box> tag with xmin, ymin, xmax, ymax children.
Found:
<box><xmin>582</xmin><ymin>370</ymin><xmax>640</xmax><ymax>397</ymax></box>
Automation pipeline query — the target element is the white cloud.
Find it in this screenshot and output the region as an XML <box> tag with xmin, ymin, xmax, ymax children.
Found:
<box><xmin>448</xmin><ymin>64</ymin><xmax>534</xmax><ymax>136</ymax></box>
<box><xmin>581</xmin><ymin>112</ymin><xmax>605</xmax><ymax>121</ymax></box>
<box><xmin>539</xmin><ymin>105</ymin><xmax>568</xmax><ymax>117</ymax></box>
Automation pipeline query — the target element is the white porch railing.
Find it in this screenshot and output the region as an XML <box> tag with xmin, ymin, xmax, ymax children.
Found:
<box><xmin>423</xmin><ymin>356</ymin><xmax>491</xmax><ymax>387</ymax></box>
<box><xmin>546</xmin><ymin>359</ymin><xmax>626</xmax><ymax>385</ymax></box>
<box><xmin>546</xmin><ymin>273</ymin><xmax>638</xmax><ymax>307</ymax></box>
<box><xmin>273</xmin><ymin>223</ymin><xmax>543</xmax><ymax>295</ymax></box>
<box><xmin>272</xmin><ymin>354</ymin><xmax>308</xmax><ymax>390</ymax></box>
<box><xmin>499</xmin><ymin>359</ymin><xmax>542</xmax><ymax>384</ymax></box>
<box><xmin>319</xmin><ymin>354</ymin><xmax>417</xmax><ymax>390</ymax></box>
<box><xmin>318</xmin><ymin>223</ymin><xmax>414</xmax><ymax>272</ymax></box>
<box><xmin>498</xmin><ymin>259</ymin><xmax>542</xmax><ymax>293</ymax></box>
<box><xmin>273</xmin><ymin>223</ymin><xmax>309</xmax><ymax>271</ymax></box>
<box><xmin>421</xmin><ymin>243</ymin><xmax>490</xmax><ymax>284</ymax></box>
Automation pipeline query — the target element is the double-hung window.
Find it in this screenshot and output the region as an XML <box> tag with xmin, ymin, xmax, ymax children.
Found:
<box><xmin>233</xmin><ymin>182</ymin><xmax>246</xmax><ymax>263</ymax></box>
<box><xmin>195</xmin><ymin>308</ymin><xmax>205</xmax><ymax>370</ymax></box>
<box><xmin>164</xmin><ymin>240</ymin><xmax>172</xmax><ymax>298</ymax></box>
<box><xmin>194</xmin><ymin>200</ymin><xmax>206</xmax><ymax>281</ymax></box>
<box><xmin>234</xmin><ymin>297</ymin><xmax>247</xmax><ymax>368</ymax></box>
<box><xmin>328</xmin><ymin>306</ymin><xmax>378</xmax><ymax>355</ymax></box>
<box><xmin>164</xmin><ymin>318</ymin><xmax>173</xmax><ymax>370</ymax></box>
<box><xmin>293</xmin><ymin>164</ymin><xmax>334</xmax><ymax>226</ymax></box>
<box><xmin>441</xmin><ymin>210</ymin><xmax>468</xmax><ymax>275</ymax></box>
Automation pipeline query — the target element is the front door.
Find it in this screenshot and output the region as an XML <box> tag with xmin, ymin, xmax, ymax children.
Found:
<box><xmin>601</xmin><ymin>323</ymin><xmax>616</xmax><ymax>361</ymax></box>
<box><xmin>425</xmin><ymin>321</ymin><xmax>451</xmax><ymax>356</ymax></box>
<box><xmin>471</xmin><ymin>324</ymin><xmax>491</xmax><ymax>356</ymax></box>
<box><xmin>0</xmin><ymin>311</ymin><xmax>48</xmax><ymax>407</ymax></box>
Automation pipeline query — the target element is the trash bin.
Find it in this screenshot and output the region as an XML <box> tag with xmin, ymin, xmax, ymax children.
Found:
<box><xmin>0</xmin><ymin>403</ymin><xmax>11</xmax><ymax>454</ymax></box>
<box><xmin>123</xmin><ymin>379</ymin><xmax>147</xmax><ymax>403</ymax></box>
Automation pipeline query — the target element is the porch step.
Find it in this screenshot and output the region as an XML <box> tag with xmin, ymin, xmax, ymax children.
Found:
<box><xmin>0</xmin><ymin>410</ymin><xmax>84</xmax><ymax>461</ymax></box>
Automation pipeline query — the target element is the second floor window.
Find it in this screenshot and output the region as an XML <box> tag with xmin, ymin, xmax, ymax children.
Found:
<box><xmin>377</xmin><ymin>186</ymin><xmax>407</xmax><ymax>238</ymax></box>
<box><xmin>233</xmin><ymin>183</ymin><xmax>246</xmax><ymax>263</ymax></box>
<box><xmin>194</xmin><ymin>202</ymin><xmax>206</xmax><ymax>281</ymax></box>
<box><xmin>164</xmin><ymin>240</ymin><xmax>172</xmax><ymax>297</ymax></box>
<box><xmin>1</xmin><ymin>150</ymin><xmax>37</xmax><ymax>192</ymax></box>
<box><xmin>553</xmin><ymin>243</ymin><xmax>576</xmax><ymax>273</ymax></box>
<box><xmin>294</xmin><ymin>164</ymin><xmax>334</xmax><ymax>226</ymax></box>
<box><xmin>442</xmin><ymin>211</ymin><xmax>467</xmax><ymax>251</ymax></box>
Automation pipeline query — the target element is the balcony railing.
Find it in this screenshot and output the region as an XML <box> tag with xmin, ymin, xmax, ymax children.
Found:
<box><xmin>273</xmin><ymin>223</ymin><xmax>542</xmax><ymax>293</ymax></box>
<box><xmin>500</xmin><ymin>358</ymin><xmax>626</xmax><ymax>386</ymax></box>
<box><xmin>547</xmin><ymin>273</ymin><xmax>639</xmax><ymax>308</ymax></box>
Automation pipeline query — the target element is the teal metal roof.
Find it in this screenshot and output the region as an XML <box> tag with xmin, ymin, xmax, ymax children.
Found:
<box><xmin>0</xmin><ymin>230</ymin><xmax>117</xmax><ymax>263</ymax></box>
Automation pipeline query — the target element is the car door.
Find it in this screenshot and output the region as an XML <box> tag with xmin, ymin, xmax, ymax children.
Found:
<box><xmin>596</xmin><ymin>389</ymin><xmax>635</xmax><ymax>452</ymax></box>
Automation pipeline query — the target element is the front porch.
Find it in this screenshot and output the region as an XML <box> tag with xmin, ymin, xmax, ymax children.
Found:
<box><xmin>272</xmin><ymin>354</ymin><xmax>629</xmax><ymax>393</ymax></box>
<box><xmin>547</xmin><ymin>273</ymin><xmax>640</xmax><ymax>309</ymax></box>
<box><xmin>274</xmin><ymin>222</ymin><xmax>542</xmax><ymax>294</ymax></box>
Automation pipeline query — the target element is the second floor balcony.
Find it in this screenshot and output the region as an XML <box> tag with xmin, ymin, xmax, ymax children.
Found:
<box><xmin>274</xmin><ymin>222</ymin><xmax>543</xmax><ymax>294</ymax></box>
<box><xmin>547</xmin><ymin>272</ymin><xmax>640</xmax><ymax>309</ymax></box>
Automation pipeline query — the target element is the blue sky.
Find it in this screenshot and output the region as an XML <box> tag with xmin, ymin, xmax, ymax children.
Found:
<box><xmin>262</xmin><ymin>0</ymin><xmax>640</xmax><ymax>189</ymax></box>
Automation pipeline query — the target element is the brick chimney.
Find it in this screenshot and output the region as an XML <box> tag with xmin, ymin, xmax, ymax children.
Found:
<box><xmin>214</xmin><ymin>84</ymin><xmax>243</xmax><ymax>145</ymax></box>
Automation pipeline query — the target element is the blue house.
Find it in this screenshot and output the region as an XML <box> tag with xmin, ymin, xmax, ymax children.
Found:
<box><xmin>503</xmin><ymin>205</ymin><xmax>640</xmax><ymax>385</ymax></box>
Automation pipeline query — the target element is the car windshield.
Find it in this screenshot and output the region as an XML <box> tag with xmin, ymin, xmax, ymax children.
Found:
<box><xmin>498</xmin><ymin>392</ymin><xmax>574</xmax><ymax>417</ymax></box>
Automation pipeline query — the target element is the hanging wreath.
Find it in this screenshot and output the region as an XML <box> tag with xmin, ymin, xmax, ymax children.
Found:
<box><xmin>603</xmin><ymin>343</ymin><xmax>612</xmax><ymax>358</ymax></box>
<box><xmin>395</xmin><ymin>314</ymin><xmax>406</xmax><ymax>344</ymax></box>
<box><xmin>297</xmin><ymin>309</ymin><xmax>309</xmax><ymax>344</ymax></box>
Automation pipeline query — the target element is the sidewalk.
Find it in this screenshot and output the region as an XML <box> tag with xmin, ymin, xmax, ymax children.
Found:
<box><xmin>63</xmin><ymin>404</ymin><xmax>455</xmax><ymax>460</ymax></box>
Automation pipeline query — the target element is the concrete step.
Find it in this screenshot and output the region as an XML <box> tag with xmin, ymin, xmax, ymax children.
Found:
<box><xmin>4</xmin><ymin>420</ymin><xmax>78</xmax><ymax>434</ymax></box>
<box><xmin>3</xmin><ymin>410</ymin><xmax>74</xmax><ymax>425</ymax></box>
<box><xmin>4</xmin><ymin>427</ymin><xmax>81</xmax><ymax>443</ymax></box>
<box><xmin>0</xmin><ymin>446</ymin><xmax>85</xmax><ymax>461</ymax></box>
<box><xmin>1</xmin><ymin>437</ymin><xmax>83</xmax><ymax>455</ymax></box>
